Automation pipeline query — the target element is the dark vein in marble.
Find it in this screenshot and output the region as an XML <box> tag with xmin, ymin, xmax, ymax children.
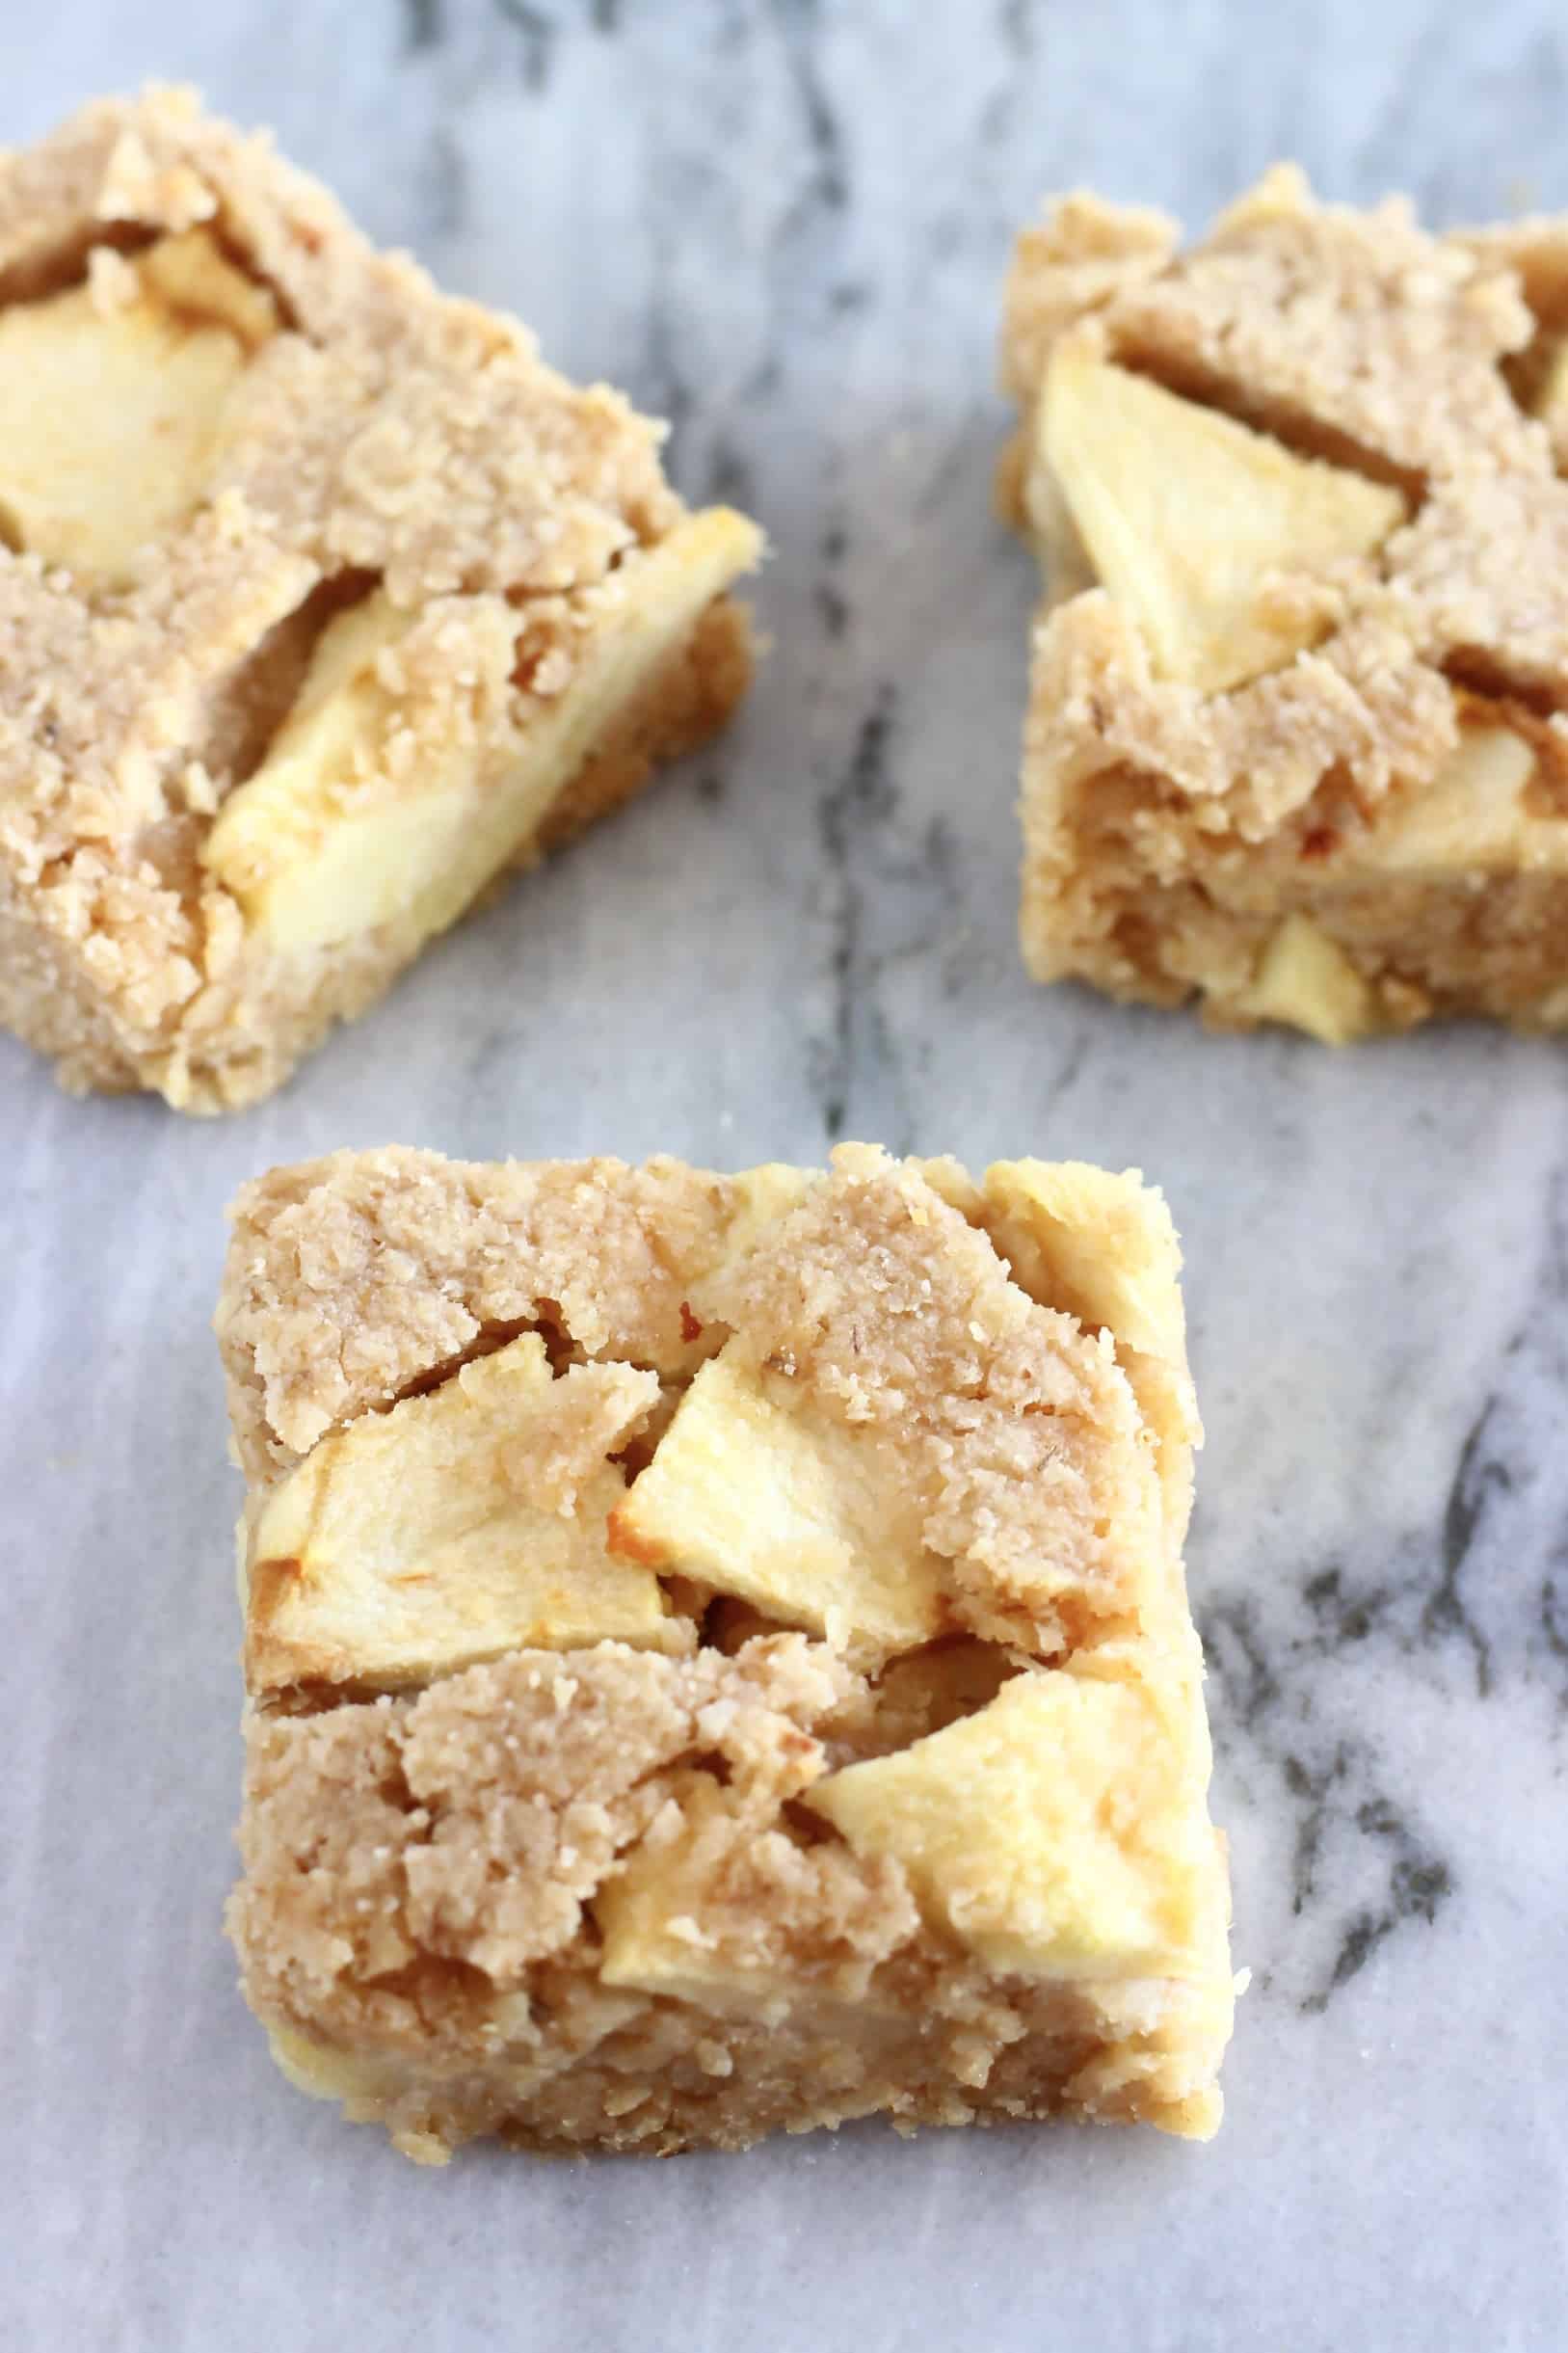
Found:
<box><xmin>1302</xmin><ymin>1564</ymin><xmax>1395</xmax><ymax>1655</ymax></box>
<box><xmin>1054</xmin><ymin>1034</ymin><xmax>1093</xmax><ymax>1099</ymax></box>
<box><xmin>1201</xmin><ymin>1596</ymin><xmax>1281</xmax><ymax>1733</ymax></box>
<box><xmin>814</xmin><ymin>516</ymin><xmax>848</xmax><ymax>639</ymax></box>
<box><xmin>494</xmin><ymin>0</ymin><xmax>557</xmax><ymax>90</ymax></box>
<box><xmin>1541</xmin><ymin>1571</ymin><xmax>1568</xmax><ymax>1679</ymax></box>
<box><xmin>1250</xmin><ymin>1169</ymin><xmax>1568</xmax><ymax>1711</ymax></box>
<box><xmin>814</xmin><ymin>689</ymin><xmax>896</xmax><ymax>1141</ymax></box>
<box><xmin>403</xmin><ymin>0</ymin><xmax>445</xmax><ymax>52</ymax></box>
<box><xmin>768</xmin><ymin>0</ymin><xmax>848</xmax><ymax>211</ymax></box>
<box><xmin>1423</xmin><ymin>1399</ymin><xmax>1505</xmax><ymax>1696</ymax></box>
<box><xmin>998</xmin><ymin>0</ymin><xmax>1038</xmax><ymax>60</ymax></box>
<box><xmin>808</xmin><ymin>685</ymin><xmax>964</xmax><ymax>1152</ymax></box>
<box><xmin>1201</xmin><ymin>1596</ymin><xmax>1456</xmax><ymax>2013</ymax></box>
<box><xmin>705</xmin><ymin>432</ymin><xmax>757</xmax><ymax>516</ymax></box>
<box><xmin>1301</xmin><ymin>1781</ymin><xmax>1452</xmax><ymax>2015</ymax></box>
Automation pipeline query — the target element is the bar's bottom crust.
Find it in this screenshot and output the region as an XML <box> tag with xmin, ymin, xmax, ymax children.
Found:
<box><xmin>1023</xmin><ymin>849</ymin><xmax>1568</xmax><ymax>1040</ymax></box>
<box><xmin>0</xmin><ymin>594</ymin><xmax>753</xmax><ymax>1112</ymax></box>
<box><xmin>267</xmin><ymin>1997</ymin><xmax>1222</xmax><ymax>2167</ymax></box>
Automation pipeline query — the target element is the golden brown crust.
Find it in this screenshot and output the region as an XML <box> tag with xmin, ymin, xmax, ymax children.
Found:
<box><xmin>1004</xmin><ymin>171</ymin><xmax>1568</xmax><ymax>1035</ymax></box>
<box><xmin>0</xmin><ymin>89</ymin><xmax>758</xmax><ymax>1109</ymax></box>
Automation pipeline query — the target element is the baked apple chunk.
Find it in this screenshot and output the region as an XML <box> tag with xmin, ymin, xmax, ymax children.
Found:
<box><xmin>0</xmin><ymin>90</ymin><xmax>761</xmax><ymax>1109</ymax></box>
<box><xmin>1001</xmin><ymin>169</ymin><xmax>1568</xmax><ymax>1037</ymax></box>
<box><xmin>219</xmin><ymin>1142</ymin><xmax>1235</xmax><ymax>2163</ymax></box>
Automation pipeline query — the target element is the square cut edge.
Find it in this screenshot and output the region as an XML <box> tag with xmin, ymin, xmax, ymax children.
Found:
<box><xmin>0</xmin><ymin>88</ymin><xmax>763</xmax><ymax>1111</ymax></box>
<box><xmin>219</xmin><ymin>1140</ymin><xmax>1236</xmax><ymax>2164</ymax></box>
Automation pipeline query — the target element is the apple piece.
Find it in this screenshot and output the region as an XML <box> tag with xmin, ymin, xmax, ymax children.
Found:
<box><xmin>1361</xmin><ymin>720</ymin><xmax>1564</xmax><ymax>875</ymax></box>
<box><xmin>1042</xmin><ymin>334</ymin><xmax>1406</xmax><ymax>692</ymax></box>
<box><xmin>807</xmin><ymin>1667</ymin><xmax>1216</xmax><ymax>1981</ymax></box>
<box><xmin>597</xmin><ymin>1777</ymin><xmax>914</xmax><ymax>2020</ymax></box>
<box><xmin>0</xmin><ymin>230</ymin><xmax>271</xmax><ymax>576</ymax></box>
<box><xmin>610</xmin><ymin>1350</ymin><xmax>946</xmax><ymax>1656</ymax></box>
<box><xmin>597</xmin><ymin>1779</ymin><xmax>809</xmax><ymax>2013</ymax></box>
<box><xmin>981</xmin><ymin>1160</ymin><xmax>1187</xmax><ymax>1369</ymax></box>
<box><xmin>244</xmin><ymin>1333</ymin><xmax>675</xmax><ymax>1695</ymax></box>
<box><xmin>1236</xmin><ymin>911</ymin><xmax>1373</xmax><ymax>1043</ymax></box>
<box><xmin>203</xmin><ymin>506</ymin><xmax>763</xmax><ymax>954</ymax></box>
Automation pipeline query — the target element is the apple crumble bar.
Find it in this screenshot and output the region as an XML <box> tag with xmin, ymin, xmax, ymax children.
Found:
<box><xmin>1000</xmin><ymin>168</ymin><xmax>1568</xmax><ymax>1040</ymax></box>
<box><xmin>217</xmin><ymin>1142</ymin><xmax>1235</xmax><ymax>2162</ymax></box>
<box><xmin>0</xmin><ymin>90</ymin><xmax>760</xmax><ymax>1110</ymax></box>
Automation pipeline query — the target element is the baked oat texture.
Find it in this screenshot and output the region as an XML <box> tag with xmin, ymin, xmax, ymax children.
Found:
<box><xmin>0</xmin><ymin>89</ymin><xmax>761</xmax><ymax>1110</ymax></box>
<box><xmin>1000</xmin><ymin>166</ymin><xmax>1568</xmax><ymax>1040</ymax></box>
<box><xmin>217</xmin><ymin>1141</ymin><xmax>1235</xmax><ymax>2163</ymax></box>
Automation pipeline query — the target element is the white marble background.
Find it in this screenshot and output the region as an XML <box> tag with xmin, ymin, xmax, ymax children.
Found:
<box><xmin>4</xmin><ymin>3</ymin><xmax>1567</xmax><ymax>2346</ymax></box>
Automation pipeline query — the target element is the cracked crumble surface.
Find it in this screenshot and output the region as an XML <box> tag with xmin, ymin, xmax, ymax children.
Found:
<box><xmin>221</xmin><ymin>1142</ymin><xmax>1233</xmax><ymax>2163</ymax></box>
<box><xmin>0</xmin><ymin>88</ymin><xmax>758</xmax><ymax>1110</ymax></box>
<box><xmin>1001</xmin><ymin>169</ymin><xmax>1568</xmax><ymax>1036</ymax></box>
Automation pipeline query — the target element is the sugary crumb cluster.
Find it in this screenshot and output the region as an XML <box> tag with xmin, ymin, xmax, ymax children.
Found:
<box><xmin>0</xmin><ymin>89</ymin><xmax>759</xmax><ymax>1110</ymax></box>
<box><xmin>1001</xmin><ymin>168</ymin><xmax>1568</xmax><ymax>1041</ymax></box>
<box><xmin>218</xmin><ymin>1142</ymin><xmax>1234</xmax><ymax>2162</ymax></box>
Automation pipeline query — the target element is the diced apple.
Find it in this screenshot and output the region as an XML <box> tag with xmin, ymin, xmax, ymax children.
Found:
<box><xmin>1042</xmin><ymin>334</ymin><xmax>1406</xmax><ymax>693</ymax></box>
<box><xmin>0</xmin><ymin>230</ymin><xmax>272</xmax><ymax>576</ymax></box>
<box><xmin>245</xmin><ymin>1333</ymin><xmax>675</xmax><ymax>1695</ymax></box>
<box><xmin>597</xmin><ymin>1778</ymin><xmax>909</xmax><ymax>2021</ymax></box>
<box><xmin>807</xmin><ymin>1668</ymin><xmax>1215</xmax><ymax>1981</ymax></box>
<box><xmin>1360</xmin><ymin>721</ymin><xmax>1562</xmax><ymax>875</ymax></box>
<box><xmin>981</xmin><ymin>1160</ymin><xmax>1187</xmax><ymax>1368</ymax></box>
<box><xmin>1236</xmin><ymin>911</ymin><xmax>1372</xmax><ymax>1043</ymax></box>
<box><xmin>610</xmin><ymin>1350</ymin><xmax>946</xmax><ymax>1655</ymax></box>
<box><xmin>202</xmin><ymin>507</ymin><xmax>763</xmax><ymax>954</ymax></box>
<box><xmin>597</xmin><ymin>1779</ymin><xmax>801</xmax><ymax>2011</ymax></box>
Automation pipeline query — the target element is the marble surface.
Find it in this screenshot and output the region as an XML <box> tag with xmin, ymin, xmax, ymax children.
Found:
<box><xmin>4</xmin><ymin>3</ymin><xmax>1567</xmax><ymax>2345</ymax></box>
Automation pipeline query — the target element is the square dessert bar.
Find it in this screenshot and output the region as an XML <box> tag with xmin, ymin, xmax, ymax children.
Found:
<box><xmin>1000</xmin><ymin>168</ymin><xmax>1568</xmax><ymax>1040</ymax></box>
<box><xmin>217</xmin><ymin>1141</ymin><xmax>1234</xmax><ymax>2162</ymax></box>
<box><xmin>0</xmin><ymin>91</ymin><xmax>760</xmax><ymax>1110</ymax></box>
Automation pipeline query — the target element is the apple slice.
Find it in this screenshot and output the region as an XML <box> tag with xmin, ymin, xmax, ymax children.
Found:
<box><xmin>0</xmin><ymin>230</ymin><xmax>274</xmax><ymax>577</ymax></box>
<box><xmin>203</xmin><ymin>505</ymin><xmax>762</xmax><ymax>954</ymax></box>
<box><xmin>610</xmin><ymin>1350</ymin><xmax>947</xmax><ymax>1656</ymax></box>
<box><xmin>1042</xmin><ymin>334</ymin><xmax>1406</xmax><ymax>693</ymax></box>
<box><xmin>807</xmin><ymin>1667</ymin><xmax>1217</xmax><ymax>1981</ymax></box>
<box><xmin>1361</xmin><ymin>720</ymin><xmax>1564</xmax><ymax>876</ymax></box>
<box><xmin>244</xmin><ymin>1333</ymin><xmax>675</xmax><ymax>1695</ymax></box>
<box><xmin>981</xmin><ymin>1160</ymin><xmax>1187</xmax><ymax>1368</ymax></box>
<box><xmin>1236</xmin><ymin>911</ymin><xmax>1372</xmax><ymax>1044</ymax></box>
